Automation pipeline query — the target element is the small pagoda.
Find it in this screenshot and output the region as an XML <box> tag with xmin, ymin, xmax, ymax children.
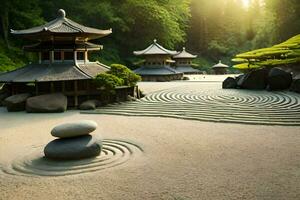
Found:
<box><xmin>212</xmin><ymin>61</ymin><xmax>229</xmax><ymax>74</ymax></box>
<box><xmin>133</xmin><ymin>39</ymin><xmax>183</xmax><ymax>81</ymax></box>
<box><xmin>0</xmin><ymin>9</ymin><xmax>112</xmax><ymax>107</ymax></box>
<box><xmin>173</xmin><ymin>47</ymin><xmax>200</xmax><ymax>74</ymax></box>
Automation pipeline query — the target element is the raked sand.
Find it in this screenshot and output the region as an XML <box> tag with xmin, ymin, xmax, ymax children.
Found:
<box><xmin>0</xmin><ymin>79</ymin><xmax>300</xmax><ymax>200</ymax></box>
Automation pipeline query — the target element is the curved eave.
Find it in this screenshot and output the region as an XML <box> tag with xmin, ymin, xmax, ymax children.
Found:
<box><xmin>212</xmin><ymin>66</ymin><xmax>229</xmax><ymax>69</ymax></box>
<box><xmin>133</xmin><ymin>41</ymin><xmax>177</xmax><ymax>56</ymax></box>
<box><xmin>173</xmin><ymin>55</ymin><xmax>197</xmax><ymax>59</ymax></box>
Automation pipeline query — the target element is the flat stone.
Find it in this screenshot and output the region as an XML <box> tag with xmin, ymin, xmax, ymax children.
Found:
<box><xmin>51</xmin><ymin>120</ymin><xmax>98</xmax><ymax>138</ymax></box>
<box><xmin>3</xmin><ymin>93</ymin><xmax>31</xmax><ymax>112</ymax></box>
<box><xmin>44</xmin><ymin>135</ymin><xmax>102</xmax><ymax>160</ymax></box>
<box><xmin>26</xmin><ymin>93</ymin><xmax>67</xmax><ymax>113</ymax></box>
<box><xmin>79</xmin><ymin>100</ymin><xmax>101</xmax><ymax>110</ymax></box>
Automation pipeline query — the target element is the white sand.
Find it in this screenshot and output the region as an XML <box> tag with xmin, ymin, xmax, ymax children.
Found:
<box><xmin>0</xmin><ymin>80</ymin><xmax>300</xmax><ymax>200</ymax></box>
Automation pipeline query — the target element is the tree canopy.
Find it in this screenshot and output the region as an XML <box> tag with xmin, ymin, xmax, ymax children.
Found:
<box><xmin>0</xmin><ymin>0</ymin><xmax>299</xmax><ymax>73</ymax></box>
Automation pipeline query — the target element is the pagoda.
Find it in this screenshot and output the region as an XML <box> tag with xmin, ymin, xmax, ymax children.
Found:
<box><xmin>0</xmin><ymin>9</ymin><xmax>112</xmax><ymax>107</ymax></box>
<box><xmin>133</xmin><ymin>39</ymin><xmax>183</xmax><ymax>81</ymax></box>
<box><xmin>173</xmin><ymin>47</ymin><xmax>200</xmax><ymax>74</ymax></box>
<box><xmin>212</xmin><ymin>61</ymin><xmax>229</xmax><ymax>74</ymax></box>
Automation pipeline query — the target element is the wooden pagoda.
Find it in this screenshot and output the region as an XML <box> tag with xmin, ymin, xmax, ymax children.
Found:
<box><xmin>173</xmin><ymin>47</ymin><xmax>200</xmax><ymax>74</ymax></box>
<box><xmin>133</xmin><ymin>39</ymin><xmax>183</xmax><ymax>81</ymax></box>
<box><xmin>212</xmin><ymin>61</ymin><xmax>229</xmax><ymax>74</ymax></box>
<box><xmin>0</xmin><ymin>9</ymin><xmax>113</xmax><ymax>107</ymax></box>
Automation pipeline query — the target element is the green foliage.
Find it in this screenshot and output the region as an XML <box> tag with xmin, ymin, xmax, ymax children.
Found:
<box><xmin>108</xmin><ymin>64</ymin><xmax>141</xmax><ymax>86</ymax></box>
<box><xmin>93</xmin><ymin>73</ymin><xmax>123</xmax><ymax>93</ymax></box>
<box><xmin>232</xmin><ymin>34</ymin><xmax>300</xmax><ymax>70</ymax></box>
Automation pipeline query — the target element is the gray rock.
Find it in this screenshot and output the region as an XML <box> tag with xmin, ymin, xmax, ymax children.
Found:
<box><xmin>3</xmin><ymin>93</ymin><xmax>31</xmax><ymax>112</ymax></box>
<box><xmin>126</xmin><ymin>95</ymin><xmax>137</xmax><ymax>101</ymax></box>
<box><xmin>26</xmin><ymin>93</ymin><xmax>67</xmax><ymax>113</ymax></box>
<box><xmin>79</xmin><ymin>100</ymin><xmax>101</xmax><ymax>110</ymax></box>
<box><xmin>290</xmin><ymin>79</ymin><xmax>300</xmax><ymax>93</ymax></box>
<box><xmin>44</xmin><ymin>135</ymin><xmax>102</xmax><ymax>160</ymax></box>
<box><xmin>51</xmin><ymin>120</ymin><xmax>98</xmax><ymax>138</ymax></box>
<box><xmin>267</xmin><ymin>67</ymin><xmax>292</xmax><ymax>90</ymax></box>
<box><xmin>237</xmin><ymin>68</ymin><xmax>268</xmax><ymax>90</ymax></box>
<box><xmin>0</xmin><ymin>93</ymin><xmax>9</xmax><ymax>107</ymax></box>
<box><xmin>222</xmin><ymin>77</ymin><xmax>237</xmax><ymax>89</ymax></box>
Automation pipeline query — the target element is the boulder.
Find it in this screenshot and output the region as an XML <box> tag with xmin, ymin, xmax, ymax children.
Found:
<box><xmin>267</xmin><ymin>67</ymin><xmax>292</xmax><ymax>90</ymax></box>
<box><xmin>3</xmin><ymin>93</ymin><xmax>31</xmax><ymax>112</ymax></box>
<box><xmin>44</xmin><ymin>135</ymin><xmax>102</xmax><ymax>160</ymax></box>
<box><xmin>26</xmin><ymin>93</ymin><xmax>67</xmax><ymax>113</ymax></box>
<box><xmin>0</xmin><ymin>93</ymin><xmax>9</xmax><ymax>106</ymax></box>
<box><xmin>126</xmin><ymin>95</ymin><xmax>137</xmax><ymax>101</ymax></box>
<box><xmin>51</xmin><ymin>120</ymin><xmax>98</xmax><ymax>138</ymax></box>
<box><xmin>79</xmin><ymin>100</ymin><xmax>101</xmax><ymax>110</ymax></box>
<box><xmin>222</xmin><ymin>77</ymin><xmax>237</xmax><ymax>89</ymax></box>
<box><xmin>237</xmin><ymin>68</ymin><xmax>268</xmax><ymax>90</ymax></box>
<box><xmin>290</xmin><ymin>79</ymin><xmax>300</xmax><ymax>93</ymax></box>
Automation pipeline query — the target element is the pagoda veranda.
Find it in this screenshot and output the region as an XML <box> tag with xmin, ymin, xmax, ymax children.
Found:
<box><xmin>0</xmin><ymin>9</ymin><xmax>137</xmax><ymax>112</ymax></box>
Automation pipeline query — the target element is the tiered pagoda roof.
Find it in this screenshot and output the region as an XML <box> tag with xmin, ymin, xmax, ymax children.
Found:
<box><xmin>0</xmin><ymin>62</ymin><xmax>109</xmax><ymax>83</ymax></box>
<box><xmin>173</xmin><ymin>47</ymin><xmax>197</xmax><ymax>59</ymax></box>
<box><xmin>11</xmin><ymin>9</ymin><xmax>112</xmax><ymax>41</ymax></box>
<box><xmin>212</xmin><ymin>61</ymin><xmax>229</xmax><ymax>69</ymax></box>
<box><xmin>0</xmin><ymin>9</ymin><xmax>111</xmax><ymax>83</ymax></box>
<box><xmin>134</xmin><ymin>39</ymin><xmax>178</xmax><ymax>56</ymax></box>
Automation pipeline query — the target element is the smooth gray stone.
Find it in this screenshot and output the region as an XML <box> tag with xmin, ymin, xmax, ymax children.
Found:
<box><xmin>79</xmin><ymin>100</ymin><xmax>101</xmax><ymax>110</ymax></box>
<box><xmin>44</xmin><ymin>135</ymin><xmax>102</xmax><ymax>160</ymax></box>
<box><xmin>222</xmin><ymin>77</ymin><xmax>237</xmax><ymax>89</ymax></box>
<box><xmin>26</xmin><ymin>93</ymin><xmax>67</xmax><ymax>113</ymax></box>
<box><xmin>237</xmin><ymin>68</ymin><xmax>268</xmax><ymax>90</ymax></box>
<box><xmin>267</xmin><ymin>67</ymin><xmax>292</xmax><ymax>90</ymax></box>
<box><xmin>3</xmin><ymin>93</ymin><xmax>31</xmax><ymax>112</ymax></box>
<box><xmin>51</xmin><ymin>120</ymin><xmax>97</xmax><ymax>138</ymax></box>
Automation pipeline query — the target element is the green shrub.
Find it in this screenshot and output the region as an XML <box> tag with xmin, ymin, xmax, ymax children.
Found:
<box><xmin>94</xmin><ymin>73</ymin><xmax>123</xmax><ymax>93</ymax></box>
<box><xmin>108</xmin><ymin>64</ymin><xmax>141</xmax><ymax>86</ymax></box>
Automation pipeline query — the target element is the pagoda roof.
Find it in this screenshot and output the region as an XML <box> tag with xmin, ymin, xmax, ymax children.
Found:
<box><xmin>173</xmin><ymin>47</ymin><xmax>197</xmax><ymax>59</ymax></box>
<box><xmin>0</xmin><ymin>62</ymin><xmax>109</xmax><ymax>83</ymax></box>
<box><xmin>11</xmin><ymin>9</ymin><xmax>112</xmax><ymax>41</ymax></box>
<box><xmin>212</xmin><ymin>61</ymin><xmax>229</xmax><ymax>69</ymax></box>
<box><xmin>23</xmin><ymin>42</ymin><xmax>102</xmax><ymax>52</ymax></box>
<box><xmin>133</xmin><ymin>39</ymin><xmax>178</xmax><ymax>56</ymax></box>
<box><xmin>134</xmin><ymin>66</ymin><xmax>182</xmax><ymax>76</ymax></box>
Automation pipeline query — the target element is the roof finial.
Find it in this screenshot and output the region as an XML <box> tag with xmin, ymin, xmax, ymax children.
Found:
<box><xmin>58</xmin><ymin>9</ymin><xmax>66</xmax><ymax>18</ymax></box>
<box><xmin>183</xmin><ymin>47</ymin><xmax>186</xmax><ymax>51</ymax></box>
<box><xmin>153</xmin><ymin>39</ymin><xmax>157</xmax><ymax>43</ymax></box>
<box><xmin>219</xmin><ymin>60</ymin><xmax>222</xmax><ymax>63</ymax></box>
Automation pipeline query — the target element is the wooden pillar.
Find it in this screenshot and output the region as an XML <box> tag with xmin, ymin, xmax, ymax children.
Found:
<box><xmin>50</xmin><ymin>82</ymin><xmax>54</xmax><ymax>93</ymax></box>
<box><xmin>61</xmin><ymin>51</ymin><xmax>64</xmax><ymax>62</ymax></box>
<box><xmin>50</xmin><ymin>51</ymin><xmax>54</xmax><ymax>64</ymax></box>
<box><xmin>62</xmin><ymin>81</ymin><xmax>65</xmax><ymax>93</ymax></box>
<box><xmin>38</xmin><ymin>52</ymin><xmax>42</xmax><ymax>64</ymax></box>
<box><xmin>84</xmin><ymin>51</ymin><xmax>88</xmax><ymax>63</ymax></box>
<box><xmin>74</xmin><ymin>80</ymin><xmax>78</xmax><ymax>107</ymax></box>
<box><xmin>35</xmin><ymin>81</ymin><xmax>39</xmax><ymax>95</ymax></box>
<box><xmin>74</xmin><ymin>51</ymin><xmax>77</xmax><ymax>64</ymax></box>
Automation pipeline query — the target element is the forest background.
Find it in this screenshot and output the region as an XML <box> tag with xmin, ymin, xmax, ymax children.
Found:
<box><xmin>0</xmin><ymin>0</ymin><xmax>299</xmax><ymax>73</ymax></box>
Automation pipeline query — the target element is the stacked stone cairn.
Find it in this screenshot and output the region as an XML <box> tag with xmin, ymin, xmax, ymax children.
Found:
<box><xmin>44</xmin><ymin>120</ymin><xmax>102</xmax><ymax>160</ymax></box>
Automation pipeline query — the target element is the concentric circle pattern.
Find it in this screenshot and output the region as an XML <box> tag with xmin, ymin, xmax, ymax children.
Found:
<box><xmin>3</xmin><ymin>139</ymin><xmax>143</xmax><ymax>177</ymax></box>
<box><xmin>86</xmin><ymin>84</ymin><xmax>300</xmax><ymax>126</ymax></box>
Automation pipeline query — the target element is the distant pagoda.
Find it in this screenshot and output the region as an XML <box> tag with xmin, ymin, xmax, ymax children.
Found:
<box><xmin>212</xmin><ymin>61</ymin><xmax>229</xmax><ymax>74</ymax></box>
<box><xmin>0</xmin><ymin>9</ymin><xmax>112</xmax><ymax>106</ymax></box>
<box><xmin>173</xmin><ymin>47</ymin><xmax>200</xmax><ymax>74</ymax></box>
<box><xmin>133</xmin><ymin>39</ymin><xmax>183</xmax><ymax>81</ymax></box>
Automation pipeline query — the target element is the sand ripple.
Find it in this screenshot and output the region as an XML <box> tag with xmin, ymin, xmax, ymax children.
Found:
<box><xmin>85</xmin><ymin>86</ymin><xmax>300</xmax><ymax>126</ymax></box>
<box><xmin>2</xmin><ymin>139</ymin><xmax>143</xmax><ymax>177</ymax></box>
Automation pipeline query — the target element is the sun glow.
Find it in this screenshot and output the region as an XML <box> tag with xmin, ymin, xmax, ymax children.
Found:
<box><xmin>242</xmin><ymin>0</ymin><xmax>251</xmax><ymax>8</ymax></box>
